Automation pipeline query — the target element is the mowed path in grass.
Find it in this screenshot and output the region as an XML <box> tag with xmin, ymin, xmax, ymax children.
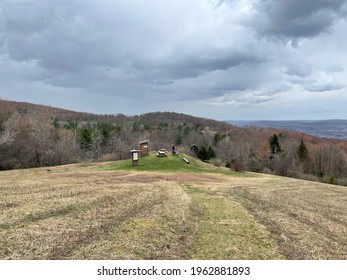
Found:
<box><xmin>0</xmin><ymin>153</ymin><xmax>346</xmax><ymax>260</ymax></box>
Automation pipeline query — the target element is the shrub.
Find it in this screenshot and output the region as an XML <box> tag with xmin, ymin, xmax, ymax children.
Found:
<box><xmin>328</xmin><ymin>176</ymin><xmax>337</xmax><ymax>185</ymax></box>
<box><xmin>232</xmin><ymin>159</ymin><xmax>245</xmax><ymax>172</ymax></box>
<box><xmin>198</xmin><ymin>145</ymin><xmax>216</xmax><ymax>161</ymax></box>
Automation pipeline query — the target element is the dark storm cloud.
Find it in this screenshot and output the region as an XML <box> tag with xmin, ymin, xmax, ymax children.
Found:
<box><xmin>250</xmin><ymin>0</ymin><xmax>347</xmax><ymax>42</ymax></box>
<box><xmin>136</xmin><ymin>50</ymin><xmax>263</xmax><ymax>82</ymax></box>
<box><xmin>0</xmin><ymin>0</ymin><xmax>346</xmax><ymax>119</ymax></box>
<box><xmin>1</xmin><ymin>1</ymin><xmax>260</xmax><ymax>83</ymax></box>
<box><xmin>1</xmin><ymin>0</ymin><xmax>267</xmax><ymax>102</ymax></box>
<box><xmin>2</xmin><ymin>0</ymin><xmax>119</xmax><ymax>72</ymax></box>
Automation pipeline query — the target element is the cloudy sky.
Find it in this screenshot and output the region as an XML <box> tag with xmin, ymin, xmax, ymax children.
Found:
<box><xmin>1</xmin><ymin>0</ymin><xmax>347</xmax><ymax>120</ymax></box>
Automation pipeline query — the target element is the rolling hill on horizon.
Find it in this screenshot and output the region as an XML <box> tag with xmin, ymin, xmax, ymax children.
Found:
<box><xmin>228</xmin><ymin>119</ymin><xmax>347</xmax><ymax>140</ymax></box>
<box><xmin>0</xmin><ymin>99</ymin><xmax>232</xmax><ymax>131</ymax></box>
<box><xmin>2</xmin><ymin>99</ymin><xmax>346</xmax><ymax>140</ymax></box>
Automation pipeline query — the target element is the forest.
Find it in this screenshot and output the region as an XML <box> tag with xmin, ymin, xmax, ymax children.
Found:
<box><xmin>1</xmin><ymin>100</ymin><xmax>347</xmax><ymax>186</ymax></box>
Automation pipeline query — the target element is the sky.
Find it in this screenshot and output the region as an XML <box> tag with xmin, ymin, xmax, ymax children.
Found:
<box><xmin>0</xmin><ymin>0</ymin><xmax>347</xmax><ymax>120</ymax></box>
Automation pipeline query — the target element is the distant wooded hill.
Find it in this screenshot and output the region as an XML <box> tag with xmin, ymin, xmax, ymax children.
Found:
<box><xmin>229</xmin><ymin>120</ymin><xmax>347</xmax><ymax>140</ymax></box>
<box><xmin>1</xmin><ymin>99</ymin><xmax>347</xmax><ymax>185</ymax></box>
<box><xmin>0</xmin><ymin>99</ymin><xmax>231</xmax><ymax>131</ymax></box>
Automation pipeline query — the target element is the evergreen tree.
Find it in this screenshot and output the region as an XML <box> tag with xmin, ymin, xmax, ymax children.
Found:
<box><xmin>198</xmin><ymin>146</ymin><xmax>208</xmax><ymax>161</ymax></box>
<box><xmin>297</xmin><ymin>138</ymin><xmax>309</xmax><ymax>162</ymax></box>
<box><xmin>269</xmin><ymin>134</ymin><xmax>282</xmax><ymax>155</ymax></box>
<box><xmin>80</xmin><ymin>127</ymin><xmax>93</xmax><ymax>149</ymax></box>
<box><xmin>52</xmin><ymin>117</ymin><xmax>60</xmax><ymax>128</ymax></box>
<box><xmin>175</xmin><ymin>132</ymin><xmax>182</xmax><ymax>145</ymax></box>
<box><xmin>64</xmin><ymin>120</ymin><xmax>78</xmax><ymax>131</ymax></box>
<box><xmin>207</xmin><ymin>145</ymin><xmax>216</xmax><ymax>159</ymax></box>
<box><xmin>198</xmin><ymin>145</ymin><xmax>216</xmax><ymax>161</ymax></box>
<box><xmin>214</xmin><ymin>133</ymin><xmax>222</xmax><ymax>145</ymax></box>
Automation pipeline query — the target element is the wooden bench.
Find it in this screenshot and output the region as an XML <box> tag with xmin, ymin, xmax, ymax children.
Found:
<box><xmin>182</xmin><ymin>157</ymin><xmax>190</xmax><ymax>164</ymax></box>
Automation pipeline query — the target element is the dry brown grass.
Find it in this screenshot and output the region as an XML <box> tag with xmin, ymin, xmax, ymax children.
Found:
<box><xmin>0</xmin><ymin>164</ymin><xmax>346</xmax><ymax>259</ymax></box>
<box><xmin>0</xmin><ymin>167</ymin><xmax>188</xmax><ymax>259</ymax></box>
<box><xmin>230</xmin><ymin>176</ymin><xmax>347</xmax><ymax>260</ymax></box>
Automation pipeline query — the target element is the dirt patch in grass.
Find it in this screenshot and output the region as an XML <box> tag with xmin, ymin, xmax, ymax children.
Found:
<box><xmin>41</xmin><ymin>170</ymin><xmax>226</xmax><ymax>185</ymax></box>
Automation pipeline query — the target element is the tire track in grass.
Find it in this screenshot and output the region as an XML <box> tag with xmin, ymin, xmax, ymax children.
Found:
<box><xmin>0</xmin><ymin>187</ymin><xmax>143</xmax><ymax>259</ymax></box>
<box><xmin>70</xmin><ymin>183</ymin><xmax>198</xmax><ymax>260</ymax></box>
<box><xmin>184</xmin><ymin>185</ymin><xmax>284</xmax><ymax>259</ymax></box>
<box><xmin>45</xmin><ymin>191</ymin><xmax>167</xmax><ymax>259</ymax></box>
<box><xmin>232</xmin><ymin>186</ymin><xmax>347</xmax><ymax>259</ymax></box>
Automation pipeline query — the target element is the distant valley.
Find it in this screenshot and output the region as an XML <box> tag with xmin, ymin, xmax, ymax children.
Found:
<box><xmin>228</xmin><ymin>120</ymin><xmax>347</xmax><ymax>140</ymax></box>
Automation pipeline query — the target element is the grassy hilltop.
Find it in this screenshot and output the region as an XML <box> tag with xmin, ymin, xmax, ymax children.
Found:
<box><xmin>101</xmin><ymin>151</ymin><xmax>253</xmax><ymax>176</ymax></box>
<box><xmin>0</xmin><ymin>153</ymin><xmax>346</xmax><ymax>260</ymax></box>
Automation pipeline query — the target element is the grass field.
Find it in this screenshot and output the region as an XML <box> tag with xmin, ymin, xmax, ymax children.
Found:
<box><xmin>0</xmin><ymin>153</ymin><xmax>346</xmax><ymax>260</ymax></box>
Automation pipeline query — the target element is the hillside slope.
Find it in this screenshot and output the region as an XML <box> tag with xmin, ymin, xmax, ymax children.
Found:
<box><xmin>0</xmin><ymin>155</ymin><xmax>346</xmax><ymax>260</ymax></box>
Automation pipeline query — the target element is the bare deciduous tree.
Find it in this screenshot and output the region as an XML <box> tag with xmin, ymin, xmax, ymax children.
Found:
<box><xmin>27</xmin><ymin>110</ymin><xmax>55</xmax><ymax>166</ymax></box>
<box><xmin>0</xmin><ymin>112</ymin><xmax>20</xmax><ymax>145</ymax></box>
<box><xmin>257</xmin><ymin>140</ymin><xmax>271</xmax><ymax>171</ymax></box>
<box><xmin>53</xmin><ymin>128</ymin><xmax>77</xmax><ymax>165</ymax></box>
<box><xmin>311</xmin><ymin>144</ymin><xmax>347</xmax><ymax>178</ymax></box>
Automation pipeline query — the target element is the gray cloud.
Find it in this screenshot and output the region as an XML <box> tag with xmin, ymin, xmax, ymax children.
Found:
<box><xmin>0</xmin><ymin>0</ymin><xmax>346</xmax><ymax>120</ymax></box>
<box><xmin>2</xmin><ymin>2</ymin><xmax>119</xmax><ymax>72</ymax></box>
<box><xmin>1</xmin><ymin>0</ymin><xmax>263</xmax><ymax>89</ymax></box>
<box><xmin>250</xmin><ymin>0</ymin><xmax>347</xmax><ymax>42</ymax></box>
<box><xmin>284</xmin><ymin>66</ymin><xmax>312</xmax><ymax>78</ymax></box>
<box><xmin>303</xmin><ymin>82</ymin><xmax>345</xmax><ymax>92</ymax></box>
<box><xmin>135</xmin><ymin>50</ymin><xmax>264</xmax><ymax>83</ymax></box>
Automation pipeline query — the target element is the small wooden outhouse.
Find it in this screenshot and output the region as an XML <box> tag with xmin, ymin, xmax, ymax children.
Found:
<box><xmin>139</xmin><ymin>140</ymin><xmax>149</xmax><ymax>156</ymax></box>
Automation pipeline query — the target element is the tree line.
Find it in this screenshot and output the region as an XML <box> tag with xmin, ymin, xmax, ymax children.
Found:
<box><xmin>1</xmin><ymin>107</ymin><xmax>346</xmax><ymax>186</ymax></box>
<box><xmin>212</xmin><ymin>129</ymin><xmax>347</xmax><ymax>185</ymax></box>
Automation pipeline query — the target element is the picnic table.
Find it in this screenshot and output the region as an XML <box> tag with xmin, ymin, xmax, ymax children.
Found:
<box><xmin>157</xmin><ymin>149</ymin><xmax>168</xmax><ymax>157</ymax></box>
